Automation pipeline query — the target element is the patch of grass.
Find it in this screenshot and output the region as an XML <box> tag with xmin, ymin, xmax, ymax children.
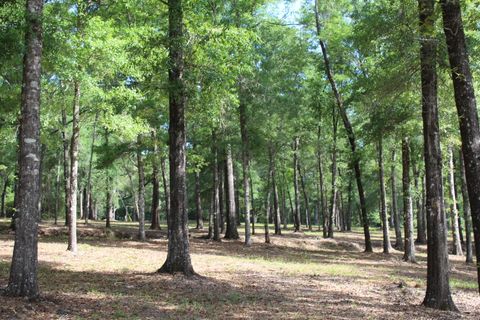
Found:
<box><xmin>451</xmin><ymin>278</ymin><xmax>478</xmax><ymax>290</ymax></box>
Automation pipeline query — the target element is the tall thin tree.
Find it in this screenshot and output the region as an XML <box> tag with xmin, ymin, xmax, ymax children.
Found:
<box><xmin>158</xmin><ymin>0</ymin><xmax>194</xmax><ymax>275</ymax></box>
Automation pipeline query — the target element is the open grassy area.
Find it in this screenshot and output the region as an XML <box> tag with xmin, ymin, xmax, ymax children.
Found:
<box><xmin>0</xmin><ymin>220</ymin><xmax>479</xmax><ymax>319</ymax></box>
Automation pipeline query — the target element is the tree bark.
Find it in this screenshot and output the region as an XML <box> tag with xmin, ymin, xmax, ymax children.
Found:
<box><xmin>224</xmin><ymin>145</ymin><xmax>239</xmax><ymax>239</ymax></box>
<box><xmin>158</xmin><ymin>0</ymin><xmax>194</xmax><ymax>275</ymax></box>
<box><xmin>328</xmin><ymin>108</ymin><xmax>338</xmax><ymax>238</ymax></box>
<box><xmin>6</xmin><ymin>0</ymin><xmax>43</xmax><ymax>298</ymax></box>
<box><xmin>440</xmin><ymin>0</ymin><xmax>480</xmax><ymax>292</ymax></box>
<box><xmin>67</xmin><ymin>80</ymin><xmax>80</xmax><ymax>253</ymax></box>
<box><xmin>378</xmin><ymin>138</ymin><xmax>393</xmax><ymax>254</ymax></box>
<box><xmin>419</xmin><ymin>0</ymin><xmax>457</xmax><ymax>310</ymax></box>
<box><xmin>402</xmin><ymin>138</ymin><xmax>416</xmax><ymax>262</ymax></box>
<box><xmin>391</xmin><ymin>149</ymin><xmax>403</xmax><ymax>249</ymax></box>
<box><xmin>314</xmin><ymin>0</ymin><xmax>372</xmax><ymax>252</ymax></box>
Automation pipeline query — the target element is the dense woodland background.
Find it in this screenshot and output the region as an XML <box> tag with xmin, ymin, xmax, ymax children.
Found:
<box><xmin>1</xmin><ymin>0</ymin><xmax>480</xmax><ymax>318</ymax></box>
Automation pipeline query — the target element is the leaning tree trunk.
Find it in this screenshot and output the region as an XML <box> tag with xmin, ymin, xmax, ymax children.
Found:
<box><xmin>293</xmin><ymin>137</ymin><xmax>301</xmax><ymax>232</ymax></box>
<box><xmin>391</xmin><ymin>149</ymin><xmax>403</xmax><ymax>249</ymax></box>
<box><xmin>158</xmin><ymin>0</ymin><xmax>194</xmax><ymax>275</ymax></box>
<box><xmin>402</xmin><ymin>138</ymin><xmax>416</xmax><ymax>263</ymax></box>
<box><xmin>224</xmin><ymin>145</ymin><xmax>239</xmax><ymax>239</ymax></box>
<box><xmin>448</xmin><ymin>146</ymin><xmax>463</xmax><ymax>256</ymax></box>
<box><xmin>67</xmin><ymin>80</ymin><xmax>80</xmax><ymax>253</ymax></box>
<box><xmin>6</xmin><ymin>0</ymin><xmax>43</xmax><ymax>298</ymax></box>
<box><xmin>314</xmin><ymin>0</ymin><xmax>372</xmax><ymax>252</ymax></box>
<box><xmin>460</xmin><ymin>151</ymin><xmax>474</xmax><ymax>263</ymax></box>
<box><xmin>137</xmin><ymin>136</ymin><xmax>146</xmax><ymax>242</ymax></box>
<box><xmin>378</xmin><ymin>138</ymin><xmax>392</xmax><ymax>254</ymax></box>
<box><xmin>441</xmin><ymin>0</ymin><xmax>480</xmax><ymax>292</ymax></box>
<box><xmin>419</xmin><ymin>0</ymin><xmax>457</xmax><ymax>310</ymax></box>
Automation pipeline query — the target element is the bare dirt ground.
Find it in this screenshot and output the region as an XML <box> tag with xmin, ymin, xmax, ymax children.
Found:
<box><xmin>0</xmin><ymin>220</ymin><xmax>479</xmax><ymax>319</ymax></box>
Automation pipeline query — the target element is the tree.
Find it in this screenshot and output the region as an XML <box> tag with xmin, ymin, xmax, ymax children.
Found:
<box><xmin>440</xmin><ymin>0</ymin><xmax>480</xmax><ymax>292</ymax></box>
<box><xmin>5</xmin><ymin>0</ymin><xmax>44</xmax><ymax>298</ymax></box>
<box><xmin>158</xmin><ymin>0</ymin><xmax>194</xmax><ymax>275</ymax></box>
<box><xmin>224</xmin><ymin>145</ymin><xmax>239</xmax><ymax>239</ymax></box>
<box><xmin>402</xmin><ymin>138</ymin><xmax>415</xmax><ymax>262</ymax></box>
<box><xmin>314</xmin><ymin>0</ymin><xmax>372</xmax><ymax>252</ymax></box>
<box><xmin>418</xmin><ymin>0</ymin><xmax>457</xmax><ymax>310</ymax></box>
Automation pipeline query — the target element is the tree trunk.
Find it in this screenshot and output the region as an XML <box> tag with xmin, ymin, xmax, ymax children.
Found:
<box><xmin>105</xmin><ymin>130</ymin><xmax>112</xmax><ymax>229</ymax></box>
<box><xmin>299</xmin><ymin>164</ymin><xmax>312</xmax><ymax>231</ymax></box>
<box><xmin>195</xmin><ymin>171</ymin><xmax>203</xmax><ymax>229</ymax></box>
<box><xmin>250</xmin><ymin>172</ymin><xmax>255</xmax><ymax>235</ymax></box>
<box><xmin>160</xmin><ymin>154</ymin><xmax>170</xmax><ymax>227</ymax></box>
<box><xmin>6</xmin><ymin>0</ymin><xmax>43</xmax><ymax>298</ymax></box>
<box><xmin>264</xmin><ymin>152</ymin><xmax>273</xmax><ymax>244</ymax></box>
<box><xmin>346</xmin><ymin>174</ymin><xmax>352</xmax><ymax>231</ymax></box>
<box><xmin>328</xmin><ymin>108</ymin><xmax>338</xmax><ymax>238</ymax></box>
<box><xmin>211</xmin><ymin>132</ymin><xmax>221</xmax><ymax>242</ymax></box>
<box><xmin>317</xmin><ymin>148</ymin><xmax>327</xmax><ymax>236</ymax></box>
<box><xmin>414</xmin><ymin>164</ymin><xmax>427</xmax><ymax>244</ymax></box>
<box><xmin>440</xmin><ymin>0</ymin><xmax>480</xmax><ymax>293</ymax></box>
<box><xmin>448</xmin><ymin>146</ymin><xmax>463</xmax><ymax>256</ymax></box>
<box><xmin>402</xmin><ymin>138</ymin><xmax>416</xmax><ymax>262</ymax></box>
<box><xmin>391</xmin><ymin>149</ymin><xmax>403</xmax><ymax>249</ymax></box>
<box><xmin>459</xmin><ymin>151</ymin><xmax>474</xmax><ymax>263</ymax></box>
<box><xmin>239</xmin><ymin>96</ymin><xmax>252</xmax><ymax>246</ymax></box>
<box><xmin>224</xmin><ymin>145</ymin><xmax>239</xmax><ymax>239</ymax></box>
<box><xmin>150</xmin><ymin>130</ymin><xmax>160</xmax><ymax>230</ymax></box>
<box><xmin>61</xmin><ymin>108</ymin><xmax>70</xmax><ymax>226</ymax></box>
<box><xmin>378</xmin><ymin>138</ymin><xmax>392</xmax><ymax>254</ymax></box>
<box><xmin>137</xmin><ymin>136</ymin><xmax>146</xmax><ymax>242</ymax></box>
<box><xmin>84</xmin><ymin>112</ymin><xmax>98</xmax><ymax>224</ymax></box>
<box><xmin>67</xmin><ymin>80</ymin><xmax>80</xmax><ymax>253</ymax></box>
<box><xmin>314</xmin><ymin>0</ymin><xmax>372</xmax><ymax>252</ymax></box>
<box><xmin>158</xmin><ymin>0</ymin><xmax>194</xmax><ymax>275</ymax></box>
<box><xmin>419</xmin><ymin>0</ymin><xmax>457</xmax><ymax>310</ymax></box>
<box><xmin>293</xmin><ymin>137</ymin><xmax>301</xmax><ymax>232</ymax></box>
<box><xmin>219</xmin><ymin>160</ymin><xmax>225</xmax><ymax>234</ymax></box>
<box><xmin>1</xmin><ymin>175</ymin><xmax>8</xmax><ymax>218</ymax></box>
<box><xmin>272</xmin><ymin>158</ymin><xmax>281</xmax><ymax>235</ymax></box>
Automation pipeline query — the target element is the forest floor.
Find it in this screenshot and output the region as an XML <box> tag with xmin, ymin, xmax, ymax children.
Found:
<box><xmin>0</xmin><ymin>220</ymin><xmax>479</xmax><ymax>319</ymax></box>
